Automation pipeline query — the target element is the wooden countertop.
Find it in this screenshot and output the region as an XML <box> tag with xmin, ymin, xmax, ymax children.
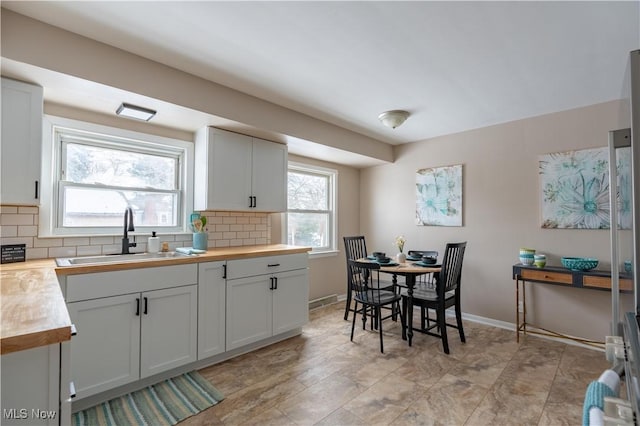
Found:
<box><xmin>1</xmin><ymin>259</ymin><xmax>72</xmax><ymax>354</ymax></box>
<box><xmin>55</xmin><ymin>244</ymin><xmax>311</xmax><ymax>275</ymax></box>
<box><xmin>1</xmin><ymin>244</ymin><xmax>310</xmax><ymax>354</ymax></box>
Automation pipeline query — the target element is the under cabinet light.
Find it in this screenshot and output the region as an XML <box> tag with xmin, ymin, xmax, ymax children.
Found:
<box><xmin>116</xmin><ymin>103</ymin><xmax>156</xmax><ymax>121</ymax></box>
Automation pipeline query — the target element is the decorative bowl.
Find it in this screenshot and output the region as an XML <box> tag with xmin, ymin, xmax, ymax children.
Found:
<box><xmin>372</xmin><ymin>252</ymin><xmax>386</xmax><ymax>258</ymax></box>
<box><xmin>534</xmin><ymin>254</ymin><xmax>546</xmax><ymax>268</ymax></box>
<box><xmin>561</xmin><ymin>257</ymin><xmax>598</xmax><ymax>271</ymax></box>
<box><xmin>377</xmin><ymin>257</ymin><xmax>392</xmax><ymax>264</ymax></box>
<box><xmin>421</xmin><ymin>255</ymin><xmax>437</xmax><ymax>264</ymax></box>
<box><xmin>625</xmin><ymin>260</ymin><xmax>632</xmax><ymax>274</ymax></box>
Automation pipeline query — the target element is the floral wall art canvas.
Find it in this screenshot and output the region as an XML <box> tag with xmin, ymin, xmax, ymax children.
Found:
<box><xmin>416</xmin><ymin>164</ymin><xmax>462</xmax><ymax>226</ymax></box>
<box><xmin>539</xmin><ymin>147</ymin><xmax>631</xmax><ymax>229</ymax></box>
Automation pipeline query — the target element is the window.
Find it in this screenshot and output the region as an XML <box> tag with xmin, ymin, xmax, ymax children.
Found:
<box><xmin>40</xmin><ymin>116</ymin><xmax>193</xmax><ymax>236</ymax></box>
<box><xmin>286</xmin><ymin>162</ymin><xmax>337</xmax><ymax>254</ymax></box>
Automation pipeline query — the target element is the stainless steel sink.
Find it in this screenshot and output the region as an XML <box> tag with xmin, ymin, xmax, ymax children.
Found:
<box><xmin>56</xmin><ymin>251</ymin><xmax>190</xmax><ymax>267</ymax></box>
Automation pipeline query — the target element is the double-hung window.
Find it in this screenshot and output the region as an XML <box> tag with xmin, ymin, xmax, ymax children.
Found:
<box><xmin>40</xmin><ymin>116</ymin><xmax>193</xmax><ymax>236</ymax></box>
<box><xmin>286</xmin><ymin>162</ymin><xmax>337</xmax><ymax>255</ymax></box>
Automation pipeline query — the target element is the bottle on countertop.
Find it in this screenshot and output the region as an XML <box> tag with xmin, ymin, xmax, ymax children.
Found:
<box><xmin>148</xmin><ymin>231</ymin><xmax>160</xmax><ymax>253</ymax></box>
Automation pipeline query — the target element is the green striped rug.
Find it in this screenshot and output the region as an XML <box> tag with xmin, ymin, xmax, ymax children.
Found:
<box><xmin>72</xmin><ymin>372</ymin><xmax>224</xmax><ymax>426</ymax></box>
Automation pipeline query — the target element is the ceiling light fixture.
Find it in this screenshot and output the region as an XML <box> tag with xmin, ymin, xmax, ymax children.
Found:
<box><xmin>378</xmin><ymin>110</ymin><xmax>410</xmax><ymax>129</ymax></box>
<box><xmin>116</xmin><ymin>103</ymin><xmax>157</xmax><ymax>121</ymax></box>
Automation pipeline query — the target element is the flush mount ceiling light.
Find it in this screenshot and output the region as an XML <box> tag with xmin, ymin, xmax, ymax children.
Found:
<box><xmin>116</xmin><ymin>103</ymin><xmax>156</xmax><ymax>121</ymax></box>
<box><xmin>378</xmin><ymin>110</ymin><xmax>410</xmax><ymax>129</ymax></box>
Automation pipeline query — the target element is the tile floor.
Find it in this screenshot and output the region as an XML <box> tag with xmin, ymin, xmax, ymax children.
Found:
<box><xmin>184</xmin><ymin>303</ymin><xmax>611</xmax><ymax>425</ymax></box>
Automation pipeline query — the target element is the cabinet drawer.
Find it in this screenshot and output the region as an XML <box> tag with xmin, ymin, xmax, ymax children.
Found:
<box><xmin>520</xmin><ymin>269</ymin><xmax>572</xmax><ymax>285</ymax></box>
<box><xmin>227</xmin><ymin>253</ymin><xmax>308</xmax><ymax>279</ymax></box>
<box><xmin>583</xmin><ymin>276</ymin><xmax>633</xmax><ymax>291</ymax></box>
<box><xmin>66</xmin><ymin>264</ymin><xmax>198</xmax><ymax>302</ymax></box>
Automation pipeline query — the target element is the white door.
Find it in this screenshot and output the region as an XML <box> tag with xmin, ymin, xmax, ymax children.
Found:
<box><xmin>226</xmin><ymin>275</ymin><xmax>272</xmax><ymax>350</ymax></box>
<box><xmin>67</xmin><ymin>294</ymin><xmax>140</xmax><ymax>398</ymax></box>
<box><xmin>272</xmin><ymin>269</ymin><xmax>309</xmax><ymax>335</ymax></box>
<box><xmin>251</xmin><ymin>138</ymin><xmax>287</xmax><ymax>212</ymax></box>
<box><xmin>140</xmin><ymin>285</ymin><xmax>198</xmax><ymax>378</ymax></box>
<box><xmin>208</xmin><ymin>129</ymin><xmax>253</xmax><ymax>210</ymax></box>
<box><xmin>198</xmin><ymin>261</ymin><xmax>226</xmax><ymax>359</ymax></box>
<box><xmin>1</xmin><ymin>78</ymin><xmax>43</xmax><ymax>205</ymax></box>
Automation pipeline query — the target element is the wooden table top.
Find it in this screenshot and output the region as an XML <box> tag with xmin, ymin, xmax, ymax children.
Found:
<box><xmin>356</xmin><ymin>258</ymin><xmax>441</xmax><ymax>274</ymax></box>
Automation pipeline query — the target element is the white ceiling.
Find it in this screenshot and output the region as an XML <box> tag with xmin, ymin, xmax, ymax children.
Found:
<box><xmin>2</xmin><ymin>1</ymin><xmax>639</xmax><ymax>157</ymax></box>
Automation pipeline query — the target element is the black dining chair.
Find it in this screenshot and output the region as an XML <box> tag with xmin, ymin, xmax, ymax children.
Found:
<box><xmin>343</xmin><ymin>236</ymin><xmax>369</xmax><ymax>320</ymax></box>
<box><xmin>348</xmin><ymin>259</ymin><xmax>405</xmax><ymax>353</ymax></box>
<box><xmin>401</xmin><ymin>242</ymin><xmax>466</xmax><ymax>354</ymax></box>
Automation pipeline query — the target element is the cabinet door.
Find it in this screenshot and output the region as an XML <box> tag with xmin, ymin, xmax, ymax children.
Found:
<box><xmin>251</xmin><ymin>138</ymin><xmax>287</xmax><ymax>212</ymax></box>
<box><xmin>1</xmin><ymin>344</ymin><xmax>60</xmax><ymax>426</ymax></box>
<box><xmin>272</xmin><ymin>269</ymin><xmax>309</xmax><ymax>335</ymax></box>
<box><xmin>67</xmin><ymin>294</ymin><xmax>140</xmax><ymax>399</ymax></box>
<box><xmin>140</xmin><ymin>285</ymin><xmax>197</xmax><ymax>378</ymax></box>
<box><xmin>195</xmin><ymin>128</ymin><xmax>253</xmax><ymax>211</ymax></box>
<box><xmin>226</xmin><ymin>276</ymin><xmax>272</xmax><ymax>350</ymax></box>
<box><xmin>1</xmin><ymin>78</ymin><xmax>43</xmax><ymax>205</ymax></box>
<box><xmin>198</xmin><ymin>262</ymin><xmax>226</xmax><ymax>359</ymax></box>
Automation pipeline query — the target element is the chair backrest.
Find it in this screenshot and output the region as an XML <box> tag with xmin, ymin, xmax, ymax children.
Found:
<box><xmin>343</xmin><ymin>236</ymin><xmax>368</xmax><ymax>262</ymax></box>
<box><xmin>347</xmin><ymin>259</ymin><xmax>381</xmax><ymax>298</ymax></box>
<box><xmin>437</xmin><ymin>242</ymin><xmax>467</xmax><ymax>297</ymax></box>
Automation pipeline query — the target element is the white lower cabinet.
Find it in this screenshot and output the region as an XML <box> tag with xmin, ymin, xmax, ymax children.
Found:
<box><xmin>197</xmin><ymin>261</ymin><xmax>226</xmax><ymax>359</ymax></box>
<box><xmin>226</xmin><ymin>255</ymin><xmax>309</xmax><ymax>350</ymax></box>
<box><xmin>64</xmin><ymin>265</ymin><xmax>198</xmax><ymax>400</ymax></box>
<box><xmin>1</xmin><ymin>344</ymin><xmax>61</xmax><ymax>426</ymax></box>
<box><xmin>67</xmin><ymin>294</ymin><xmax>141</xmax><ymax>398</ymax></box>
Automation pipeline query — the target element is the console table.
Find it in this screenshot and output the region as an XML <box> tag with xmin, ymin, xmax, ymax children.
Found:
<box><xmin>512</xmin><ymin>264</ymin><xmax>633</xmax><ymax>346</ymax></box>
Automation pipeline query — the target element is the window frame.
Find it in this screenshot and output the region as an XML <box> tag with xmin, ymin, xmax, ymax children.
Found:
<box><xmin>285</xmin><ymin>161</ymin><xmax>338</xmax><ymax>257</ymax></box>
<box><xmin>40</xmin><ymin>115</ymin><xmax>194</xmax><ymax>237</ymax></box>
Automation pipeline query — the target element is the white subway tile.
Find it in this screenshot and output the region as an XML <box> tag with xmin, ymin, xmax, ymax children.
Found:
<box><xmin>90</xmin><ymin>236</ymin><xmax>115</xmax><ymax>245</ymax></box>
<box><xmin>26</xmin><ymin>248</ymin><xmax>48</xmax><ymax>260</ymax></box>
<box><xmin>102</xmin><ymin>244</ymin><xmax>120</xmax><ymax>254</ymax></box>
<box><xmin>209</xmin><ymin>216</ymin><xmax>223</xmax><ymax>224</ymax></box>
<box><xmin>17</xmin><ymin>225</ymin><xmax>38</xmax><ymax>237</ymax></box>
<box><xmin>242</xmin><ymin>238</ymin><xmax>256</xmax><ymax>245</ymax></box>
<box><xmin>0</xmin><ymin>237</ymin><xmax>33</xmax><ymax>247</ymax></box>
<box><xmin>174</xmin><ymin>234</ymin><xmax>192</xmax><ymax>242</ymax></box>
<box><xmin>243</xmin><ymin>224</ymin><xmax>256</xmax><ymax>231</ymax></box>
<box><xmin>230</xmin><ymin>224</ymin><xmax>243</xmax><ymax>232</ymax></box>
<box><xmin>18</xmin><ymin>206</ymin><xmax>38</xmax><ymax>214</ymax></box>
<box><xmin>250</xmin><ymin>217</ymin><xmax>262</xmax><ymax>224</ymax></box>
<box><xmin>215</xmin><ymin>240</ymin><xmax>230</xmax><ymax>247</ymax></box>
<box><xmin>236</xmin><ymin>231</ymin><xmax>249</xmax><ymax>239</ymax></box>
<box><xmin>1</xmin><ymin>226</ymin><xmax>18</xmax><ymax>238</ymax></box>
<box><xmin>48</xmin><ymin>247</ymin><xmax>77</xmax><ymax>258</ymax></box>
<box><xmin>76</xmin><ymin>245</ymin><xmax>102</xmax><ymax>256</ymax></box>
<box><xmin>236</xmin><ymin>217</ymin><xmax>249</xmax><ymax>224</ymax></box>
<box><xmin>0</xmin><ymin>206</ymin><xmax>18</xmax><ymax>214</ymax></box>
<box><xmin>255</xmin><ymin>238</ymin><xmax>267</xmax><ymax>245</ymax></box>
<box><xmin>64</xmin><ymin>237</ymin><xmax>90</xmax><ymax>246</ymax></box>
<box><xmin>230</xmin><ymin>239</ymin><xmax>243</xmax><ymax>246</ymax></box>
<box><xmin>250</xmin><ymin>231</ymin><xmax>264</xmax><ymax>238</ymax></box>
<box><xmin>34</xmin><ymin>238</ymin><xmax>63</xmax><ymax>248</ymax></box>
<box><xmin>215</xmin><ymin>224</ymin><xmax>229</xmax><ymax>232</ymax></box>
<box><xmin>215</xmin><ymin>211</ymin><xmax>230</xmax><ymax>217</ymax></box>
<box><xmin>211</xmin><ymin>232</ymin><xmax>223</xmax><ymax>240</ymax></box>
<box><xmin>1</xmin><ymin>214</ymin><xmax>33</xmax><ymax>226</ymax></box>
<box><xmin>256</xmin><ymin>224</ymin><xmax>267</xmax><ymax>231</ymax></box>
<box><xmin>223</xmin><ymin>217</ymin><xmax>237</xmax><ymax>224</ymax></box>
<box><xmin>223</xmin><ymin>232</ymin><xmax>236</xmax><ymax>240</ymax></box>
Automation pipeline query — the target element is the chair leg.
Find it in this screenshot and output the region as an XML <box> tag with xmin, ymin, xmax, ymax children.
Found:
<box><xmin>377</xmin><ymin>306</ymin><xmax>384</xmax><ymax>353</ymax></box>
<box><xmin>456</xmin><ymin>302</ymin><xmax>466</xmax><ymax>343</ymax></box>
<box><xmin>438</xmin><ymin>307</ymin><xmax>450</xmax><ymax>354</ymax></box>
<box><xmin>420</xmin><ymin>307</ymin><xmax>426</xmax><ymax>330</ymax></box>
<box><xmin>398</xmin><ymin>301</ymin><xmax>406</xmax><ymax>337</ymax></box>
<box><xmin>344</xmin><ymin>285</ymin><xmax>352</xmax><ymax>321</ymax></box>
<box><xmin>350</xmin><ymin>301</ymin><xmax>358</xmax><ymax>342</ymax></box>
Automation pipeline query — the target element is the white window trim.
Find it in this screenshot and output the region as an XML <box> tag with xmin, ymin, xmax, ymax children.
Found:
<box><xmin>284</xmin><ymin>161</ymin><xmax>338</xmax><ymax>257</ymax></box>
<box><xmin>40</xmin><ymin>115</ymin><xmax>194</xmax><ymax>237</ymax></box>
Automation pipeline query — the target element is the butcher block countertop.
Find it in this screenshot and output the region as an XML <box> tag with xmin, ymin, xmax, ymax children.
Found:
<box><xmin>1</xmin><ymin>244</ymin><xmax>310</xmax><ymax>354</ymax></box>
<box><xmin>1</xmin><ymin>259</ymin><xmax>72</xmax><ymax>355</ymax></box>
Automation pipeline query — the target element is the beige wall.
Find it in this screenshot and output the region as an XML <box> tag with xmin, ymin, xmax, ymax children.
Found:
<box><xmin>360</xmin><ymin>100</ymin><xmax>633</xmax><ymax>341</ymax></box>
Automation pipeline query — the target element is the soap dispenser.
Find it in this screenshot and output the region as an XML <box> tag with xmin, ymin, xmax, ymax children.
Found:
<box><xmin>148</xmin><ymin>231</ymin><xmax>160</xmax><ymax>253</ymax></box>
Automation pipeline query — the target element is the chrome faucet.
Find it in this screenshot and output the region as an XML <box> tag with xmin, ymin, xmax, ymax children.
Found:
<box><xmin>121</xmin><ymin>207</ymin><xmax>137</xmax><ymax>254</ymax></box>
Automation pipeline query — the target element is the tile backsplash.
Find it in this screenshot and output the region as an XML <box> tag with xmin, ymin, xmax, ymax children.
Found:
<box><xmin>0</xmin><ymin>206</ymin><xmax>271</xmax><ymax>260</ymax></box>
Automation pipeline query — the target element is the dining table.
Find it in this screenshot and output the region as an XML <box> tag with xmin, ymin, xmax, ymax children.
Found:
<box><xmin>357</xmin><ymin>257</ymin><xmax>441</xmax><ymax>346</ymax></box>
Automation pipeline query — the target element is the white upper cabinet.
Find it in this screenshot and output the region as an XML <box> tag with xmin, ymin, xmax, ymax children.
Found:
<box><xmin>1</xmin><ymin>78</ymin><xmax>43</xmax><ymax>205</ymax></box>
<box><xmin>194</xmin><ymin>127</ymin><xmax>287</xmax><ymax>212</ymax></box>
